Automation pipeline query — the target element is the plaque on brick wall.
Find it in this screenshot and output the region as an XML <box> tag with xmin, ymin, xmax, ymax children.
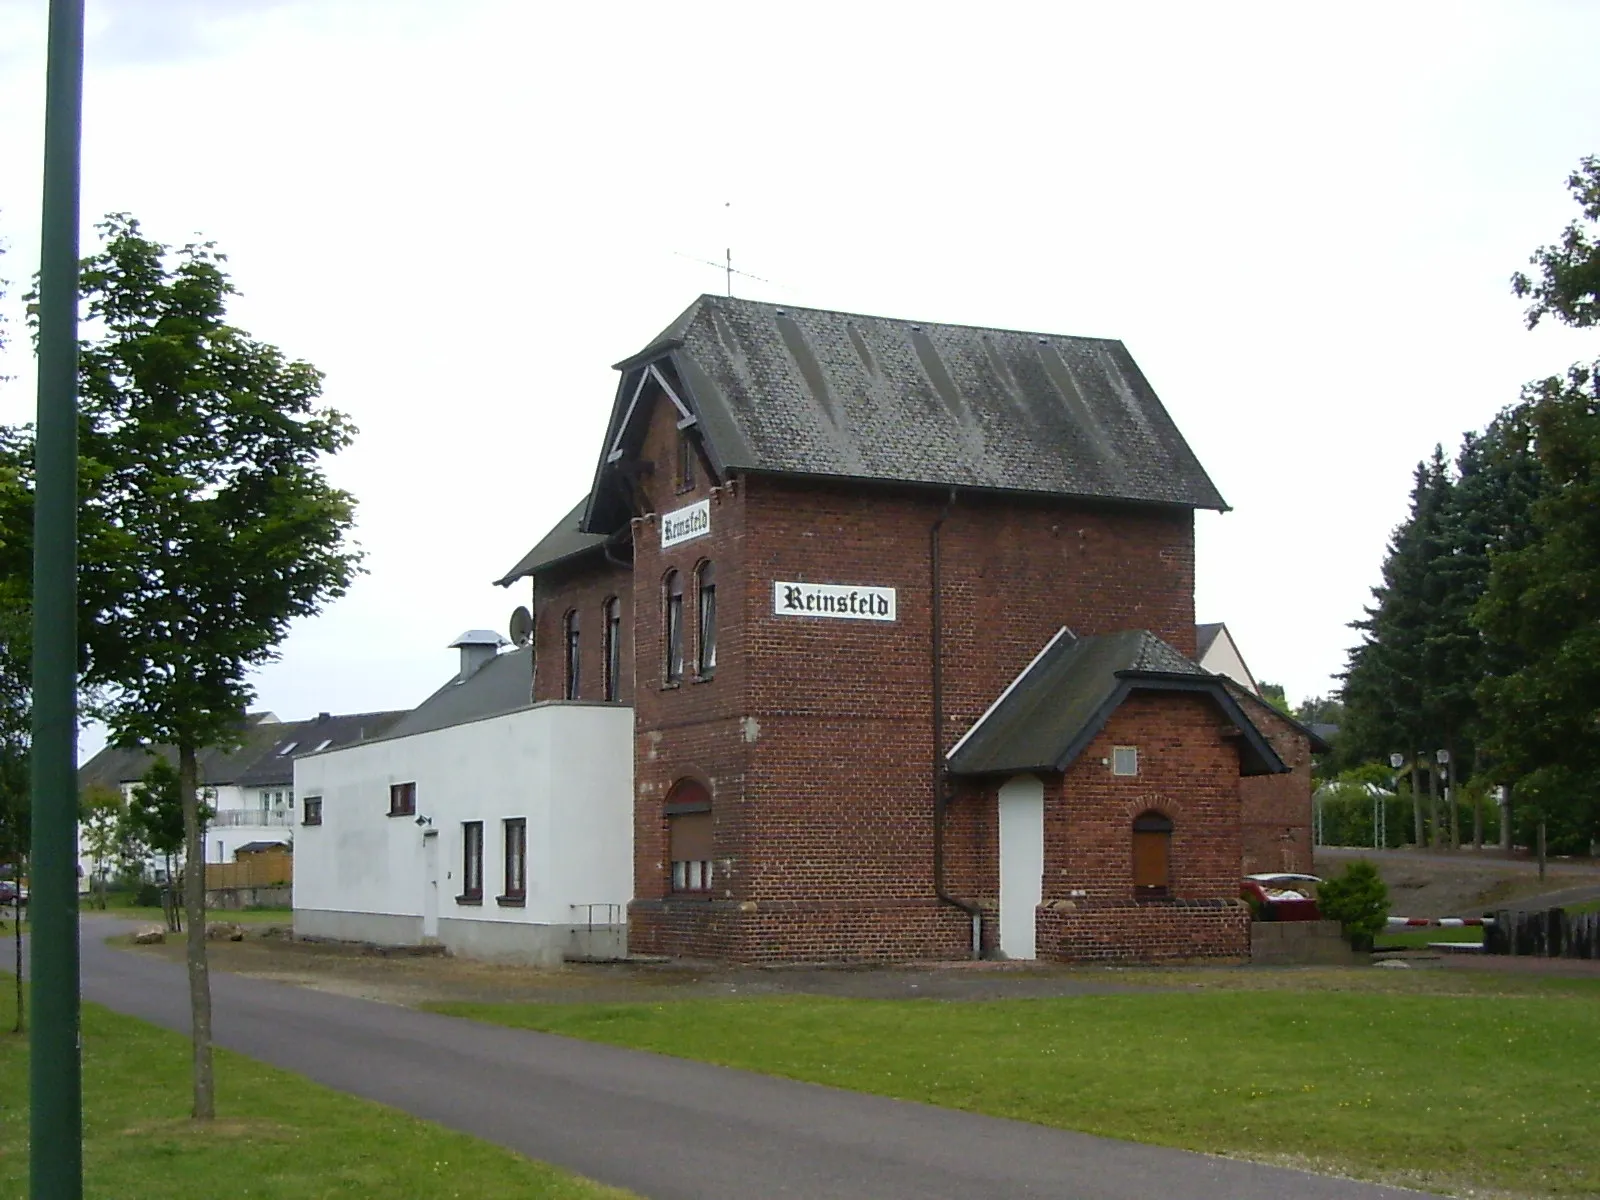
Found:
<box><xmin>773</xmin><ymin>581</ymin><xmax>897</xmax><ymax>622</ymax></box>
<box><xmin>661</xmin><ymin>498</ymin><xmax>710</xmax><ymax>549</ymax></box>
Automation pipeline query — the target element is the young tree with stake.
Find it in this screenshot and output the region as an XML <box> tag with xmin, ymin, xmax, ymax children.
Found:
<box><xmin>24</xmin><ymin>215</ymin><xmax>363</xmax><ymax>1120</ymax></box>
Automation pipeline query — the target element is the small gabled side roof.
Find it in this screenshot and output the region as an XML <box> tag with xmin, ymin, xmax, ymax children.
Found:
<box><xmin>946</xmin><ymin>628</ymin><xmax>1285</xmax><ymax>778</ymax></box>
<box><xmin>495</xmin><ymin>496</ymin><xmax>609</xmax><ymax>588</ymax></box>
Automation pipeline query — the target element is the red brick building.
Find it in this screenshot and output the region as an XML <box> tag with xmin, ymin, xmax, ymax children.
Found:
<box><xmin>497</xmin><ymin>296</ymin><xmax>1315</xmax><ymax>963</ymax></box>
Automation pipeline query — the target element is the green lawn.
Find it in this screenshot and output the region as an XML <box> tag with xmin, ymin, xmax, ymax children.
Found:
<box><xmin>0</xmin><ymin>986</ymin><xmax>633</xmax><ymax>1198</ymax></box>
<box><xmin>431</xmin><ymin>984</ymin><xmax>1600</xmax><ymax>1198</ymax></box>
<box><xmin>1373</xmin><ymin>925</ymin><xmax>1483</xmax><ymax>950</ymax></box>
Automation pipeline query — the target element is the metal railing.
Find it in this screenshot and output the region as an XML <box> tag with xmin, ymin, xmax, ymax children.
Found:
<box><xmin>210</xmin><ymin>809</ymin><xmax>294</xmax><ymax>828</ymax></box>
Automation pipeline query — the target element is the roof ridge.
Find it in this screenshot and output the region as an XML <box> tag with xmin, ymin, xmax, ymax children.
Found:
<box><xmin>696</xmin><ymin>293</ymin><xmax>1126</xmax><ymax>347</ymax></box>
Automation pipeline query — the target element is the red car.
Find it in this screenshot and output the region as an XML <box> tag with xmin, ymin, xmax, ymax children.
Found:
<box><xmin>1242</xmin><ymin>873</ymin><xmax>1322</xmax><ymax>921</ymax></box>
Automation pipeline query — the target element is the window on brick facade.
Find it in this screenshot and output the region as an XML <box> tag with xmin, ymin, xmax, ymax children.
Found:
<box><xmin>1132</xmin><ymin>810</ymin><xmax>1172</xmax><ymax>898</ymax></box>
<box><xmin>388</xmin><ymin>782</ymin><xmax>416</xmax><ymax>817</ymax></box>
<box><xmin>460</xmin><ymin>820</ymin><xmax>484</xmax><ymax>903</ymax></box>
<box><xmin>676</xmin><ymin>427</ymin><xmax>696</xmax><ymax>492</ymax></box>
<box><xmin>603</xmin><ymin>596</ymin><xmax>621</xmax><ymax>702</ymax></box>
<box><xmin>563</xmin><ymin>609</ymin><xmax>580</xmax><ymax>700</ymax></box>
<box><xmin>696</xmin><ymin>561</ymin><xmax>716</xmax><ymax>677</ymax></box>
<box><xmin>664</xmin><ymin>571</ymin><xmax>684</xmax><ymax>683</ymax></box>
<box><xmin>501</xmin><ymin>818</ymin><xmax>526</xmax><ymax>903</ymax></box>
<box><xmin>1112</xmin><ymin>745</ymin><xmax>1139</xmax><ymax>776</ymax></box>
<box><xmin>665</xmin><ymin>778</ymin><xmax>712</xmax><ymax>895</ymax></box>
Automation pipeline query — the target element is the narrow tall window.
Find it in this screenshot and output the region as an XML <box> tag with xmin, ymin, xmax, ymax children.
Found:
<box><xmin>563</xmin><ymin>609</ymin><xmax>580</xmax><ymax>700</ymax></box>
<box><xmin>501</xmin><ymin>818</ymin><xmax>526</xmax><ymax>903</ymax></box>
<box><xmin>665</xmin><ymin>779</ymin><xmax>713</xmax><ymax>894</ymax></box>
<box><xmin>603</xmin><ymin>596</ymin><xmax>622</xmax><ymax>702</ymax></box>
<box><xmin>676</xmin><ymin>428</ymin><xmax>696</xmax><ymax>492</ymax></box>
<box><xmin>696</xmin><ymin>561</ymin><xmax>717</xmax><ymax>677</ymax></box>
<box><xmin>460</xmin><ymin>821</ymin><xmax>484</xmax><ymax>903</ymax></box>
<box><xmin>1132</xmin><ymin>810</ymin><xmax>1173</xmax><ymax>898</ymax></box>
<box><xmin>302</xmin><ymin>797</ymin><xmax>323</xmax><ymax>826</ymax></box>
<box><xmin>665</xmin><ymin>571</ymin><xmax>684</xmax><ymax>683</ymax></box>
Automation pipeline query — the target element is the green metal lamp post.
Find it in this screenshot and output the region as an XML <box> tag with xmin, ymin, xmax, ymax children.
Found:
<box><xmin>30</xmin><ymin>1</ymin><xmax>85</xmax><ymax>1197</ymax></box>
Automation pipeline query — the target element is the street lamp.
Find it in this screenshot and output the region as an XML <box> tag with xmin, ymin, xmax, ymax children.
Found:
<box><xmin>1436</xmin><ymin>749</ymin><xmax>1453</xmax><ymax>849</ymax></box>
<box><xmin>1384</xmin><ymin>754</ymin><xmax>1404</xmax><ymax>850</ymax></box>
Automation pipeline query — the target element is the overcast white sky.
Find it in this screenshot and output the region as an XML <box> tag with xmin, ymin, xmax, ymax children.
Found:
<box><xmin>1</xmin><ymin>1</ymin><xmax>1596</xmax><ymax>757</ymax></box>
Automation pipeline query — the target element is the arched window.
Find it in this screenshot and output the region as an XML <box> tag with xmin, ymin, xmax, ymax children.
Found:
<box><xmin>1132</xmin><ymin>810</ymin><xmax>1173</xmax><ymax>898</ymax></box>
<box><xmin>665</xmin><ymin>778</ymin><xmax>712</xmax><ymax>894</ymax></box>
<box><xmin>602</xmin><ymin>596</ymin><xmax>621</xmax><ymax>702</ymax></box>
<box><xmin>562</xmin><ymin>609</ymin><xmax>580</xmax><ymax>701</ymax></box>
<box><xmin>695</xmin><ymin>561</ymin><xmax>716</xmax><ymax>677</ymax></box>
<box><xmin>664</xmin><ymin>571</ymin><xmax>684</xmax><ymax>683</ymax></box>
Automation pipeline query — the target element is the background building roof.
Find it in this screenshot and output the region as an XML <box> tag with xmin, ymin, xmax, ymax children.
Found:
<box><xmin>78</xmin><ymin>710</ymin><xmax>406</xmax><ymax>792</ymax></box>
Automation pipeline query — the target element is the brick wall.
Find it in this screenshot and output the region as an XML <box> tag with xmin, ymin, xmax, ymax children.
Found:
<box><xmin>943</xmin><ymin>691</ymin><xmax>1251</xmax><ymax>963</ymax></box>
<box><xmin>1233</xmin><ymin>694</ymin><xmax>1315</xmax><ymax>875</ymax></box>
<box><xmin>1045</xmin><ymin>692</ymin><xmax>1243</xmax><ymax>904</ymax></box>
<box><xmin>530</xmin><ymin>556</ymin><xmax>633</xmax><ymax>705</ymax></box>
<box><xmin>611</xmin><ymin>386</ymin><xmax>1217</xmax><ymax>961</ymax></box>
<box><xmin>1039</xmin><ymin>900</ymin><xmax>1249</xmax><ymax>962</ymax></box>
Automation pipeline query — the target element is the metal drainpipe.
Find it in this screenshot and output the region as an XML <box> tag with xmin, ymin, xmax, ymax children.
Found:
<box><xmin>931</xmin><ymin>489</ymin><xmax>982</xmax><ymax>958</ymax></box>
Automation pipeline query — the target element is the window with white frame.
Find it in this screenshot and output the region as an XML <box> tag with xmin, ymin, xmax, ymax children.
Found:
<box><xmin>1112</xmin><ymin>746</ymin><xmax>1139</xmax><ymax>777</ymax></box>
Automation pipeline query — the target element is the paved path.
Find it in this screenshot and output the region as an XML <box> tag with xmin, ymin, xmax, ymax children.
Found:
<box><xmin>78</xmin><ymin>916</ymin><xmax>1419</xmax><ymax>1200</ymax></box>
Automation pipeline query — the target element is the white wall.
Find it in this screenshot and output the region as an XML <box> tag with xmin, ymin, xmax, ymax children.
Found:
<box><xmin>293</xmin><ymin>703</ymin><xmax>633</xmax><ymax>953</ymax></box>
<box><xmin>1200</xmin><ymin>627</ymin><xmax>1258</xmax><ymax>695</ymax></box>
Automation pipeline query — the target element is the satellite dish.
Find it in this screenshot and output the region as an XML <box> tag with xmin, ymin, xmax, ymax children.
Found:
<box><xmin>509</xmin><ymin>605</ymin><xmax>534</xmax><ymax>647</ymax></box>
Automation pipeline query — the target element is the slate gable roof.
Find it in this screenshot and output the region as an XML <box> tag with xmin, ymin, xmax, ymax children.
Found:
<box><xmin>589</xmin><ymin>296</ymin><xmax>1226</xmax><ymax>533</ymax></box>
<box><xmin>945</xmin><ymin>628</ymin><xmax>1284</xmax><ymax>778</ymax></box>
<box><xmin>381</xmin><ymin>646</ymin><xmax>536</xmax><ymax>740</ymax></box>
<box><xmin>78</xmin><ymin>710</ymin><xmax>406</xmax><ymax>792</ymax></box>
<box><xmin>495</xmin><ymin>496</ymin><xmax>608</xmax><ymax>587</ymax></box>
<box><xmin>1195</xmin><ymin>622</ymin><xmax>1224</xmax><ymax>658</ymax></box>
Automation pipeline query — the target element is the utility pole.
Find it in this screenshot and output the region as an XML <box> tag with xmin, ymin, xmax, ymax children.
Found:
<box><xmin>30</xmin><ymin>2</ymin><xmax>85</xmax><ymax>1197</ymax></box>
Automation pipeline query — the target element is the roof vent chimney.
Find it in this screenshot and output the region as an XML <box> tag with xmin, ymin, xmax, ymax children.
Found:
<box><xmin>448</xmin><ymin>630</ymin><xmax>508</xmax><ymax>684</ymax></box>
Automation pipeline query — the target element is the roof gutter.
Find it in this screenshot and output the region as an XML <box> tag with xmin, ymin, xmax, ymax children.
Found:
<box><xmin>931</xmin><ymin>488</ymin><xmax>982</xmax><ymax>959</ymax></box>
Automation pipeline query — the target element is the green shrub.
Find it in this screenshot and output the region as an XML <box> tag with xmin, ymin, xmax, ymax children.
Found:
<box><xmin>132</xmin><ymin>881</ymin><xmax>162</xmax><ymax>908</ymax></box>
<box><xmin>1317</xmin><ymin>860</ymin><xmax>1389</xmax><ymax>951</ymax></box>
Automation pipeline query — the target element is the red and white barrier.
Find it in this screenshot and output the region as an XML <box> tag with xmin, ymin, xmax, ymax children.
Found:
<box><xmin>1386</xmin><ymin>916</ymin><xmax>1493</xmax><ymax>927</ymax></box>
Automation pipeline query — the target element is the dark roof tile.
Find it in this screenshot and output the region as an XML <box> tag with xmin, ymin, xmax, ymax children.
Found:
<box><xmin>599</xmin><ymin>297</ymin><xmax>1227</xmax><ymax>515</ymax></box>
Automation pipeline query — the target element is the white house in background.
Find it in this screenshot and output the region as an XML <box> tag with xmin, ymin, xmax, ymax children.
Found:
<box><xmin>292</xmin><ymin>633</ymin><xmax>634</xmax><ymax>965</ymax></box>
<box><xmin>1196</xmin><ymin>622</ymin><xmax>1259</xmax><ymax>695</ymax></box>
<box><xmin>76</xmin><ymin>708</ymin><xmax>404</xmax><ymax>883</ymax></box>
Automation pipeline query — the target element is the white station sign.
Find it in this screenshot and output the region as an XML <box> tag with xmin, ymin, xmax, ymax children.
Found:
<box><xmin>773</xmin><ymin>581</ymin><xmax>897</xmax><ymax>622</ymax></box>
<box><xmin>661</xmin><ymin>499</ymin><xmax>711</xmax><ymax>549</ymax></box>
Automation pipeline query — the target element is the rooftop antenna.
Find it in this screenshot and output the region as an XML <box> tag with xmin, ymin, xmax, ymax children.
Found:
<box><xmin>671</xmin><ymin>200</ymin><xmax>775</xmax><ymax>297</ymax></box>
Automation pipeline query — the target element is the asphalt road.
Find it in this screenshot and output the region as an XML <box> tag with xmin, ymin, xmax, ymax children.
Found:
<box><xmin>77</xmin><ymin>916</ymin><xmax>1421</xmax><ymax>1200</ymax></box>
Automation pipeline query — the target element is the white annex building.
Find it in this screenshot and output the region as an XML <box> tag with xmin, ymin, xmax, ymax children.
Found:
<box><xmin>292</xmin><ymin>633</ymin><xmax>634</xmax><ymax>964</ymax></box>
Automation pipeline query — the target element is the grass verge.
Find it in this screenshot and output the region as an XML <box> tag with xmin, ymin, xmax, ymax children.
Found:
<box><xmin>0</xmin><ymin>985</ymin><xmax>633</xmax><ymax>1198</ymax></box>
<box><xmin>1373</xmin><ymin>926</ymin><xmax>1483</xmax><ymax>950</ymax></box>
<box><xmin>431</xmin><ymin>984</ymin><xmax>1599</xmax><ymax>1198</ymax></box>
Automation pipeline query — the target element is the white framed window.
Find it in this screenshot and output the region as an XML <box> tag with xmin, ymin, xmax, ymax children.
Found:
<box><xmin>1112</xmin><ymin>746</ymin><xmax>1139</xmax><ymax>777</ymax></box>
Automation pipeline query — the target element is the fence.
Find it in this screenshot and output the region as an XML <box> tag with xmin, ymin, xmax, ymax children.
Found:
<box><xmin>204</xmin><ymin>856</ymin><xmax>292</xmax><ymax>890</ymax></box>
<box><xmin>1483</xmin><ymin>907</ymin><xmax>1599</xmax><ymax>958</ymax></box>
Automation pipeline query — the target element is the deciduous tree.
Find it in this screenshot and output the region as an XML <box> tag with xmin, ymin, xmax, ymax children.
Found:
<box><xmin>14</xmin><ymin>215</ymin><xmax>363</xmax><ymax>1119</ymax></box>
